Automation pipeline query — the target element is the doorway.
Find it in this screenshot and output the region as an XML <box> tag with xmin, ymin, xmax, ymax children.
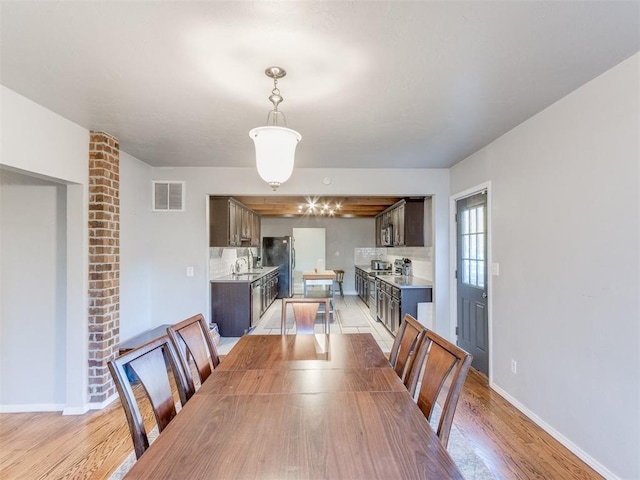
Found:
<box><xmin>455</xmin><ymin>190</ymin><xmax>489</xmax><ymax>376</ymax></box>
<box><xmin>292</xmin><ymin>228</ymin><xmax>326</xmax><ymax>295</ymax></box>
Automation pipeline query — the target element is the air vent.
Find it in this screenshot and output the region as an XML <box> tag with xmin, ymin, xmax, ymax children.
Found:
<box><xmin>153</xmin><ymin>181</ymin><xmax>185</xmax><ymax>211</ymax></box>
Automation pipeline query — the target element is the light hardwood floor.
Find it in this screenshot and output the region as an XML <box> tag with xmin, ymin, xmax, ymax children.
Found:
<box><xmin>0</xmin><ymin>368</ymin><xmax>603</xmax><ymax>479</ymax></box>
<box><xmin>0</xmin><ymin>297</ymin><xmax>603</xmax><ymax>479</ymax></box>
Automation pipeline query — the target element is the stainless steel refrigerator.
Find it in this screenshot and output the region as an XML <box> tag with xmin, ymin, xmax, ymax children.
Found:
<box><xmin>262</xmin><ymin>236</ymin><xmax>295</xmax><ymax>298</ymax></box>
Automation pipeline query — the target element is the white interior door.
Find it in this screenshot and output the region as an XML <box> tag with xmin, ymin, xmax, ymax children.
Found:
<box><xmin>292</xmin><ymin>228</ymin><xmax>326</xmax><ymax>295</ymax></box>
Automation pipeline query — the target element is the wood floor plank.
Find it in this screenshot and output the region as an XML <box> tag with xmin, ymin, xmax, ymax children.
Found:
<box><xmin>0</xmin><ymin>362</ymin><xmax>603</xmax><ymax>479</ymax></box>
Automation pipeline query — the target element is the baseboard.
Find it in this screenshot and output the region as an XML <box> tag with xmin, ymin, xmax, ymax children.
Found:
<box><xmin>62</xmin><ymin>404</ymin><xmax>90</xmax><ymax>415</ymax></box>
<box><xmin>0</xmin><ymin>403</ymin><xmax>65</xmax><ymax>413</ymax></box>
<box><xmin>88</xmin><ymin>392</ymin><xmax>118</xmax><ymax>411</ymax></box>
<box><xmin>0</xmin><ymin>394</ymin><xmax>118</xmax><ymax>415</ymax></box>
<box><xmin>489</xmin><ymin>381</ymin><xmax>619</xmax><ymax>480</ymax></box>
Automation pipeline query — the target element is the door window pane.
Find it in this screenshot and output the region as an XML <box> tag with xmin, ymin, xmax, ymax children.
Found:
<box><xmin>460</xmin><ymin>205</ymin><xmax>486</xmax><ymax>288</ymax></box>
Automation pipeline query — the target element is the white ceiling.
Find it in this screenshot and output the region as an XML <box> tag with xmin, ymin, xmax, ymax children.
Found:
<box><xmin>1</xmin><ymin>1</ymin><xmax>638</xmax><ymax>170</ymax></box>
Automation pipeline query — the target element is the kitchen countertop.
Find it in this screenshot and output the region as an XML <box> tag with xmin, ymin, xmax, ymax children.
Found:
<box><xmin>211</xmin><ymin>266</ymin><xmax>279</xmax><ymax>283</ymax></box>
<box><xmin>355</xmin><ymin>265</ymin><xmax>392</xmax><ymax>275</ymax></box>
<box><xmin>376</xmin><ymin>274</ymin><xmax>432</xmax><ymax>289</ymax></box>
<box><xmin>355</xmin><ymin>265</ymin><xmax>432</xmax><ymax>289</ymax></box>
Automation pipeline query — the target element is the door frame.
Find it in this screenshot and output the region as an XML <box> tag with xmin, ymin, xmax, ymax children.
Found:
<box><xmin>449</xmin><ymin>181</ymin><xmax>493</xmax><ymax>380</ymax></box>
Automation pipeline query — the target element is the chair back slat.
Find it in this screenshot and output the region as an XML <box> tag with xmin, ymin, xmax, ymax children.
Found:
<box><xmin>292</xmin><ymin>302</ymin><xmax>321</xmax><ymax>334</ymax></box>
<box><xmin>410</xmin><ymin>329</ymin><xmax>473</xmax><ymax>448</ymax></box>
<box><xmin>415</xmin><ymin>344</ymin><xmax>457</xmax><ymax>421</ymax></box>
<box><xmin>108</xmin><ymin>336</ymin><xmax>188</xmax><ymax>459</ymax></box>
<box><xmin>389</xmin><ymin>314</ymin><xmax>426</xmax><ymax>393</ymax></box>
<box><xmin>180</xmin><ymin>323</ymin><xmax>213</xmax><ymax>381</ymax></box>
<box><xmin>281</xmin><ymin>297</ymin><xmax>330</xmax><ymax>334</ymax></box>
<box><xmin>129</xmin><ymin>348</ymin><xmax>177</xmax><ymax>431</ymax></box>
<box><xmin>167</xmin><ymin>314</ymin><xmax>220</xmax><ymax>400</ymax></box>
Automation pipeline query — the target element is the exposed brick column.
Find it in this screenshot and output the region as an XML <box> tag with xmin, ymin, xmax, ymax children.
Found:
<box><xmin>88</xmin><ymin>132</ymin><xmax>120</xmax><ymax>403</ymax></box>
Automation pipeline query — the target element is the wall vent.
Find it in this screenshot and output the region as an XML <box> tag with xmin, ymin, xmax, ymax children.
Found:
<box><xmin>153</xmin><ymin>181</ymin><xmax>185</xmax><ymax>211</ymax></box>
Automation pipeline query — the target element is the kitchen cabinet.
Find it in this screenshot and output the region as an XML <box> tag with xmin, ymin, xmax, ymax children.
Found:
<box><xmin>375</xmin><ymin>198</ymin><xmax>424</xmax><ymax>247</ymax></box>
<box><xmin>210</xmin><ymin>267</ymin><xmax>279</xmax><ymax>336</ymax></box>
<box><xmin>375</xmin><ymin>276</ymin><xmax>432</xmax><ymax>337</ymax></box>
<box><xmin>209</xmin><ymin>197</ymin><xmax>261</xmax><ymax>247</ymax></box>
<box><xmin>355</xmin><ymin>267</ymin><xmax>368</xmax><ymax>303</ymax></box>
<box><xmin>261</xmin><ymin>269</ymin><xmax>278</xmax><ymax>315</ymax></box>
<box><xmin>211</xmin><ymin>281</ymin><xmax>253</xmax><ymax>336</ymax></box>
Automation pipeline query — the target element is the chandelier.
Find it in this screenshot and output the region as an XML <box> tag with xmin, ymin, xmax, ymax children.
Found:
<box><xmin>249</xmin><ymin>67</ymin><xmax>302</xmax><ymax>191</ymax></box>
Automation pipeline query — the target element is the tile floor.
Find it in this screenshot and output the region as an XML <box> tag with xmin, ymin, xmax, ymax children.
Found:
<box><xmin>216</xmin><ymin>294</ymin><xmax>395</xmax><ymax>356</ymax></box>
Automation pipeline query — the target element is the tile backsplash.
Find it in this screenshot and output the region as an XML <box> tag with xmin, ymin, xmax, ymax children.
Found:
<box><xmin>354</xmin><ymin>246</ymin><xmax>433</xmax><ymax>282</ymax></box>
<box><xmin>209</xmin><ymin>247</ymin><xmax>259</xmax><ymax>279</ymax></box>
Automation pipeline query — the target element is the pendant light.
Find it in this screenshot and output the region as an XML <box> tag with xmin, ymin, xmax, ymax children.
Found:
<box><xmin>249</xmin><ymin>67</ymin><xmax>301</xmax><ymax>191</ymax></box>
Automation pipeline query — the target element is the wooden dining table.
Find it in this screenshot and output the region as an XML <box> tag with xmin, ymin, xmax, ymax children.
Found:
<box><xmin>124</xmin><ymin>333</ymin><xmax>464</xmax><ymax>479</ymax></box>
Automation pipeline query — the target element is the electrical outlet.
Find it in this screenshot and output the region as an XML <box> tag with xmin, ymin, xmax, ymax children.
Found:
<box><xmin>511</xmin><ymin>359</ymin><xmax>518</xmax><ymax>374</ymax></box>
<box><xmin>186</xmin><ymin>266</ymin><xmax>194</xmax><ymax>277</ymax></box>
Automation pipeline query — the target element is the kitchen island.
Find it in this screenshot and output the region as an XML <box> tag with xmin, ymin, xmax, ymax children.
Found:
<box><xmin>210</xmin><ymin>266</ymin><xmax>279</xmax><ymax>336</ymax></box>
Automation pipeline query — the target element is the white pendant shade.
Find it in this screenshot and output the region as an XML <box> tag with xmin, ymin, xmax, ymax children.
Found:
<box><xmin>249</xmin><ymin>126</ymin><xmax>301</xmax><ymax>190</ymax></box>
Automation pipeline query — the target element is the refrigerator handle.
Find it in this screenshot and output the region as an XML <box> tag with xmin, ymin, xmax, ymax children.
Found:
<box><xmin>291</xmin><ymin>247</ymin><xmax>296</xmax><ymax>270</ymax></box>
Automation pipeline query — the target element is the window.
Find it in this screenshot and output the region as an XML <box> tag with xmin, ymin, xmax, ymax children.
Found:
<box><xmin>460</xmin><ymin>205</ymin><xmax>485</xmax><ymax>288</ymax></box>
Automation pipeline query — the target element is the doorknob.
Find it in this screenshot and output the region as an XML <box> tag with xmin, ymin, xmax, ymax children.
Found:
<box><xmin>482</xmin><ymin>292</ymin><xmax>488</xmax><ymax>299</ymax></box>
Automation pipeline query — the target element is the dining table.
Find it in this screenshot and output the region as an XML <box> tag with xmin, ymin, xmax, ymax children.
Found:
<box><xmin>124</xmin><ymin>333</ymin><xmax>464</xmax><ymax>479</ymax></box>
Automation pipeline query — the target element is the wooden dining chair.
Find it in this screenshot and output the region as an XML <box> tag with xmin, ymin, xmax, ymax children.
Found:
<box><xmin>408</xmin><ymin>328</ymin><xmax>473</xmax><ymax>448</ymax></box>
<box><xmin>166</xmin><ymin>313</ymin><xmax>220</xmax><ymax>400</ymax></box>
<box><xmin>281</xmin><ymin>297</ymin><xmax>330</xmax><ymax>334</ymax></box>
<box><xmin>108</xmin><ymin>335</ymin><xmax>190</xmax><ymax>459</ymax></box>
<box><xmin>388</xmin><ymin>313</ymin><xmax>427</xmax><ymax>393</ymax></box>
<box><xmin>333</xmin><ymin>269</ymin><xmax>345</xmax><ymax>297</ymax></box>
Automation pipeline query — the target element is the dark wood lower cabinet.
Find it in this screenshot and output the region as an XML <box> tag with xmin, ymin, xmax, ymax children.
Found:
<box><xmin>376</xmin><ymin>278</ymin><xmax>432</xmax><ymax>337</ymax></box>
<box><xmin>211</xmin><ymin>282</ymin><xmax>252</xmax><ymax>337</ymax></box>
<box><xmin>211</xmin><ymin>270</ymin><xmax>279</xmax><ymax>337</ymax></box>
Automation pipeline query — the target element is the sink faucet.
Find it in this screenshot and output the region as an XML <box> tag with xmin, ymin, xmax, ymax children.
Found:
<box><xmin>248</xmin><ymin>249</ymin><xmax>254</xmax><ymax>270</ymax></box>
<box><xmin>234</xmin><ymin>257</ymin><xmax>248</xmax><ymax>274</ymax></box>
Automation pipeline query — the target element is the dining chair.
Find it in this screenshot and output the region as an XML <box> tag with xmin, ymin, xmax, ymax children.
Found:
<box><xmin>388</xmin><ymin>313</ymin><xmax>427</xmax><ymax>393</ymax></box>
<box><xmin>166</xmin><ymin>313</ymin><xmax>220</xmax><ymax>400</ymax></box>
<box><xmin>108</xmin><ymin>335</ymin><xmax>190</xmax><ymax>459</ymax></box>
<box><xmin>333</xmin><ymin>269</ymin><xmax>345</xmax><ymax>297</ymax></box>
<box><xmin>281</xmin><ymin>297</ymin><xmax>330</xmax><ymax>334</ymax></box>
<box><xmin>408</xmin><ymin>328</ymin><xmax>473</xmax><ymax>448</ymax></box>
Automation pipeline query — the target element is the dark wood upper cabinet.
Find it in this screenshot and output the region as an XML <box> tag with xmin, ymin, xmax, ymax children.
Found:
<box><xmin>209</xmin><ymin>197</ymin><xmax>261</xmax><ymax>247</ymax></box>
<box><xmin>375</xmin><ymin>199</ymin><xmax>424</xmax><ymax>247</ymax></box>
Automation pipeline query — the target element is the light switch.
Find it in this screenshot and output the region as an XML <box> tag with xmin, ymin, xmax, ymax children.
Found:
<box><xmin>491</xmin><ymin>263</ymin><xmax>500</xmax><ymax>276</ymax></box>
<box><xmin>186</xmin><ymin>266</ymin><xmax>194</xmax><ymax>277</ymax></box>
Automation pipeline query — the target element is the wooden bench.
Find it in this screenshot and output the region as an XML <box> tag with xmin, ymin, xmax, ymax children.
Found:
<box><xmin>119</xmin><ymin>324</ymin><xmax>172</xmax><ymax>355</ymax></box>
<box><xmin>118</xmin><ymin>325</ymin><xmax>172</xmax><ymax>381</ymax></box>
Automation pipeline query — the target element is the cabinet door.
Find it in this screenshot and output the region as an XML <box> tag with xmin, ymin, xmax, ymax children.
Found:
<box><xmin>251</xmin><ymin>211</ymin><xmax>261</xmax><ymax>246</ymax></box>
<box><xmin>395</xmin><ymin>203</ymin><xmax>405</xmax><ymax>246</ymax></box>
<box><xmin>376</xmin><ymin>284</ymin><xmax>385</xmax><ymax>323</ymax></box>
<box><xmin>227</xmin><ymin>201</ymin><xmax>237</xmax><ymax>245</ymax></box>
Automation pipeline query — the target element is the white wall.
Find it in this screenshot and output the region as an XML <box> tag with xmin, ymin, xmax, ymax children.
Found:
<box><xmin>450</xmin><ymin>53</ymin><xmax>640</xmax><ymax>479</ymax></box>
<box><xmin>0</xmin><ymin>171</ymin><xmax>67</xmax><ymax>408</ymax></box>
<box><xmin>0</xmin><ymin>86</ymin><xmax>89</xmax><ymax>413</ymax></box>
<box><xmin>148</xmin><ymin>167</ymin><xmax>452</xmax><ymax>336</ymax></box>
<box><xmin>119</xmin><ymin>152</ymin><xmax>153</xmax><ymax>342</ymax></box>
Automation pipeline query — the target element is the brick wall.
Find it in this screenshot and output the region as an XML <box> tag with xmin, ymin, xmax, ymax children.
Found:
<box><xmin>88</xmin><ymin>132</ymin><xmax>120</xmax><ymax>403</ymax></box>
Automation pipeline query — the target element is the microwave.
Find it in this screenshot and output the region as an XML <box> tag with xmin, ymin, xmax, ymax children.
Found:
<box><xmin>381</xmin><ymin>224</ymin><xmax>394</xmax><ymax>246</ymax></box>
